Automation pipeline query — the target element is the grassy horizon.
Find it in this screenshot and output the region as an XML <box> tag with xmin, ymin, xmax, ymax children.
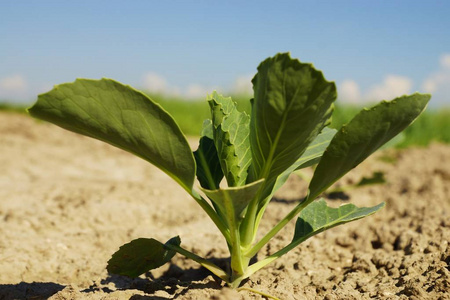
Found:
<box><xmin>144</xmin><ymin>93</ymin><xmax>450</xmax><ymax>148</ymax></box>
<box><xmin>1</xmin><ymin>94</ymin><xmax>449</xmax><ymax>148</ymax></box>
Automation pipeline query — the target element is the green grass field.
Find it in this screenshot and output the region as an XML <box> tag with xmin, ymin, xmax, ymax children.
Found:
<box><xmin>330</xmin><ymin>104</ymin><xmax>450</xmax><ymax>147</ymax></box>
<box><xmin>1</xmin><ymin>94</ymin><xmax>449</xmax><ymax>148</ymax></box>
<box><xmin>149</xmin><ymin>94</ymin><xmax>450</xmax><ymax>148</ymax></box>
<box><xmin>0</xmin><ymin>102</ymin><xmax>28</xmax><ymax>113</ymax></box>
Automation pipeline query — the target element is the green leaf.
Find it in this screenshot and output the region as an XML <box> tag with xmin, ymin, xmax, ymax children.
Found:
<box><xmin>271</xmin><ymin>127</ymin><xmax>337</xmax><ymax>194</ymax></box>
<box><xmin>309</xmin><ymin>93</ymin><xmax>431</xmax><ymax>199</ymax></box>
<box><xmin>107</xmin><ymin>236</ymin><xmax>180</xmax><ymax>277</ymax></box>
<box><xmin>208</xmin><ymin>92</ymin><xmax>251</xmax><ymax>187</ymax></box>
<box><xmin>244</xmin><ymin>198</ymin><xmax>385</xmax><ymax>276</ymax></box>
<box><xmin>194</xmin><ymin>119</ymin><xmax>224</xmax><ymax>189</ymax></box>
<box><xmin>253</xmin><ymin>127</ymin><xmax>337</xmax><ymax>236</ymax></box>
<box><xmin>379</xmin><ymin>132</ymin><xmax>404</xmax><ymax>150</ymax></box>
<box><xmin>28</xmin><ymin>79</ymin><xmax>196</xmax><ymax>192</ymax></box>
<box><xmin>295</xmin><ymin>127</ymin><xmax>337</xmax><ymax>170</ymax></box>
<box><xmin>249</xmin><ymin>53</ymin><xmax>336</xmax><ymax>191</ymax></box>
<box><xmin>292</xmin><ymin>199</ymin><xmax>384</xmax><ymax>244</ymax></box>
<box><xmin>201</xmin><ymin>179</ymin><xmax>265</xmax><ymax>224</ymax></box>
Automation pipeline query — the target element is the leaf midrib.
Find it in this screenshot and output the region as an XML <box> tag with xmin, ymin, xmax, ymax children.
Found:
<box><xmin>258</xmin><ymin>70</ymin><xmax>301</xmax><ymax>181</ymax></box>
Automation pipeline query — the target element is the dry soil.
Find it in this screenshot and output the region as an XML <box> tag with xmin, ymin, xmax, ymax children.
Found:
<box><xmin>0</xmin><ymin>112</ymin><xmax>449</xmax><ymax>299</ymax></box>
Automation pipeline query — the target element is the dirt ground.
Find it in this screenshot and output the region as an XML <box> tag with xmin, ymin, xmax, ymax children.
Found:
<box><xmin>0</xmin><ymin>112</ymin><xmax>449</xmax><ymax>300</ymax></box>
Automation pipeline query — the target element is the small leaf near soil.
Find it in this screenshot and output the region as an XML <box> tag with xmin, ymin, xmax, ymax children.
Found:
<box><xmin>107</xmin><ymin>237</ymin><xmax>180</xmax><ymax>277</ymax></box>
<box><xmin>292</xmin><ymin>199</ymin><xmax>384</xmax><ymax>244</ymax></box>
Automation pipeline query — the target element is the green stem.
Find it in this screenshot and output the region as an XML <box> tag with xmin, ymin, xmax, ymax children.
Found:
<box><xmin>222</xmin><ymin>192</ymin><xmax>247</xmax><ymax>281</ymax></box>
<box><xmin>245</xmin><ymin>195</ymin><xmax>309</xmax><ymax>258</ymax></box>
<box><xmin>165</xmin><ymin>243</ymin><xmax>229</xmax><ymax>282</ymax></box>
<box><xmin>245</xmin><ymin>233</ymin><xmax>313</xmax><ymax>279</ymax></box>
<box><xmin>241</xmin><ymin>115</ymin><xmax>287</xmax><ymax>248</ymax></box>
<box><xmin>239</xmin><ymin>194</ymin><xmax>259</xmax><ymax>247</ymax></box>
<box><xmin>240</xmin><ymin>192</ymin><xmax>270</xmax><ymax>250</ymax></box>
<box><xmin>239</xmin><ymin>180</ymin><xmax>274</xmax><ymax>249</ymax></box>
<box><xmin>229</xmin><ymin>224</ymin><xmax>245</xmax><ymax>276</ymax></box>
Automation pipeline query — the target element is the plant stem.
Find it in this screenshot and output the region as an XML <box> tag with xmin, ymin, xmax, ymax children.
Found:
<box><xmin>165</xmin><ymin>243</ymin><xmax>229</xmax><ymax>281</ymax></box>
<box><xmin>241</xmin><ymin>123</ymin><xmax>285</xmax><ymax>248</ymax></box>
<box><xmin>229</xmin><ymin>228</ymin><xmax>245</xmax><ymax>275</ymax></box>
<box><xmin>223</xmin><ymin>191</ymin><xmax>248</xmax><ymax>282</ymax></box>
<box><xmin>245</xmin><ymin>233</ymin><xmax>313</xmax><ymax>279</ymax></box>
<box><xmin>239</xmin><ymin>182</ymin><xmax>270</xmax><ymax>248</ymax></box>
<box><xmin>245</xmin><ymin>195</ymin><xmax>310</xmax><ymax>258</ymax></box>
<box><xmin>239</xmin><ymin>196</ymin><xmax>259</xmax><ymax>247</ymax></box>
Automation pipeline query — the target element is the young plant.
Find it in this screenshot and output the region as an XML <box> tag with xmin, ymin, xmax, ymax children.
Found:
<box><xmin>28</xmin><ymin>53</ymin><xmax>430</xmax><ymax>291</ymax></box>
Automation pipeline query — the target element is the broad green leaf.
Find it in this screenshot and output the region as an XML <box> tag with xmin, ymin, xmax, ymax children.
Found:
<box><xmin>309</xmin><ymin>93</ymin><xmax>431</xmax><ymax>199</ymax></box>
<box><xmin>292</xmin><ymin>199</ymin><xmax>384</xmax><ymax>244</ymax></box>
<box><xmin>194</xmin><ymin>119</ymin><xmax>224</xmax><ymax>189</ymax></box>
<box><xmin>28</xmin><ymin>79</ymin><xmax>196</xmax><ymax>191</ymax></box>
<box><xmin>249</xmin><ymin>53</ymin><xmax>336</xmax><ymax>193</ymax></box>
<box><xmin>380</xmin><ymin>132</ymin><xmax>404</xmax><ymax>150</ymax></box>
<box><xmin>201</xmin><ymin>179</ymin><xmax>265</xmax><ymax>224</ymax></box>
<box><xmin>295</xmin><ymin>127</ymin><xmax>337</xmax><ymax>170</ymax></box>
<box><xmin>271</xmin><ymin>127</ymin><xmax>337</xmax><ymax>195</ymax></box>
<box><xmin>254</xmin><ymin>127</ymin><xmax>337</xmax><ymax>230</ymax></box>
<box><xmin>107</xmin><ymin>236</ymin><xmax>180</xmax><ymax>277</ymax></box>
<box><xmin>209</xmin><ymin>92</ymin><xmax>251</xmax><ymax>187</ymax></box>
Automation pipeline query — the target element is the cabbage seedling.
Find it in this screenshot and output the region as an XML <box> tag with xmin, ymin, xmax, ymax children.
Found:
<box><xmin>28</xmin><ymin>53</ymin><xmax>430</xmax><ymax>290</ymax></box>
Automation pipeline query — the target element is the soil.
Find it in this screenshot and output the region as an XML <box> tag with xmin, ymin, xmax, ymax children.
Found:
<box><xmin>0</xmin><ymin>112</ymin><xmax>449</xmax><ymax>300</ymax></box>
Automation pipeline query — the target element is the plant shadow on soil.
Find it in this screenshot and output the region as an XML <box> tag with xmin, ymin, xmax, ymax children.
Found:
<box><xmin>272</xmin><ymin>192</ymin><xmax>351</xmax><ymax>205</ymax></box>
<box><xmin>0</xmin><ymin>282</ymin><xmax>65</xmax><ymax>300</ymax></box>
<box><xmin>82</xmin><ymin>256</ymin><xmax>253</xmax><ymax>299</ymax></box>
<box><xmin>98</xmin><ymin>267</ymin><xmax>221</xmax><ymax>299</ymax></box>
<box><xmin>0</xmin><ymin>263</ymin><xmax>226</xmax><ymax>300</ymax></box>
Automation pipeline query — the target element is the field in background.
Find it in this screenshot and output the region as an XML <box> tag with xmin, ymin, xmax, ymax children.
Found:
<box><xmin>0</xmin><ymin>103</ymin><xmax>28</xmax><ymax>114</ymax></box>
<box><xmin>1</xmin><ymin>94</ymin><xmax>449</xmax><ymax>147</ymax></box>
<box><xmin>151</xmin><ymin>94</ymin><xmax>450</xmax><ymax>148</ymax></box>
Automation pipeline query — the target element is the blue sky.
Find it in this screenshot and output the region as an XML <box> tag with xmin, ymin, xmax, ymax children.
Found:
<box><xmin>1</xmin><ymin>0</ymin><xmax>449</xmax><ymax>106</ymax></box>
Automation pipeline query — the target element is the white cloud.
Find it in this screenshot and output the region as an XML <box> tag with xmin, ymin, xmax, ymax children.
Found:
<box><xmin>231</xmin><ymin>74</ymin><xmax>253</xmax><ymax>95</ymax></box>
<box><xmin>422</xmin><ymin>53</ymin><xmax>450</xmax><ymax>106</ymax></box>
<box><xmin>142</xmin><ymin>72</ymin><xmax>169</xmax><ymax>95</ymax></box>
<box><xmin>338</xmin><ymin>75</ymin><xmax>412</xmax><ymax>104</ymax></box>
<box><xmin>365</xmin><ymin>75</ymin><xmax>413</xmax><ymax>101</ymax></box>
<box><xmin>337</xmin><ymin>53</ymin><xmax>450</xmax><ymax>106</ymax></box>
<box><xmin>439</xmin><ymin>53</ymin><xmax>450</xmax><ymax>70</ymax></box>
<box><xmin>422</xmin><ymin>76</ymin><xmax>440</xmax><ymax>93</ymax></box>
<box><xmin>185</xmin><ymin>84</ymin><xmax>210</xmax><ymax>99</ymax></box>
<box><xmin>141</xmin><ymin>72</ymin><xmax>223</xmax><ymax>100</ymax></box>
<box><xmin>339</xmin><ymin>80</ymin><xmax>361</xmax><ymax>103</ymax></box>
<box><xmin>420</xmin><ymin>53</ymin><xmax>450</xmax><ymax>106</ymax></box>
<box><xmin>0</xmin><ymin>75</ymin><xmax>28</xmax><ymax>100</ymax></box>
<box><xmin>0</xmin><ymin>75</ymin><xmax>26</xmax><ymax>90</ymax></box>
